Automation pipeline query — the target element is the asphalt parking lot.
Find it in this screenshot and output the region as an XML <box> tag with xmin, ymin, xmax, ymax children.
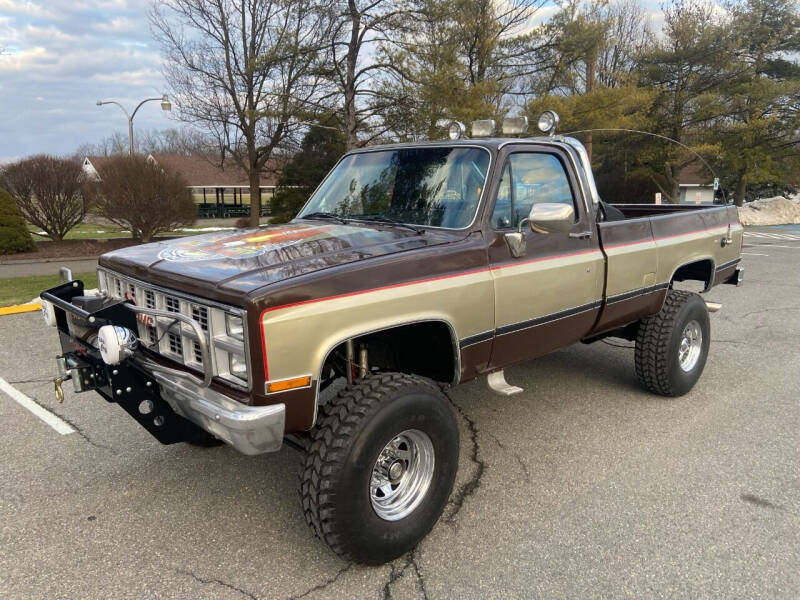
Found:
<box><xmin>1</xmin><ymin>226</ymin><xmax>798</xmax><ymax>599</ymax></box>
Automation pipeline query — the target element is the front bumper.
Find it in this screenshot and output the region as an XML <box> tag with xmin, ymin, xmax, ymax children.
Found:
<box><xmin>152</xmin><ymin>369</ymin><xmax>284</xmax><ymax>454</ymax></box>
<box><xmin>42</xmin><ymin>279</ymin><xmax>285</xmax><ymax>455</ymax></box>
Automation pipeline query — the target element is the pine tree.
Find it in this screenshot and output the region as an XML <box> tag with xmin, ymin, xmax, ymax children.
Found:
<box><xmin>716</xmin><ymin>0</ymin><xmax>800</xmax><ymax>204</ymax></box>
<box><xmin>0</xmin><ymin>188</ymin><xmax>36</xmax><ymax>255</ymax></box>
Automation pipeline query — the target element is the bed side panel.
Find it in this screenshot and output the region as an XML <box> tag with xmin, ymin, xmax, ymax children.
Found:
<box><xmin>650</xmin><ymin>206</ymin><xmax>743</xmax><ymax>287</ymax></box>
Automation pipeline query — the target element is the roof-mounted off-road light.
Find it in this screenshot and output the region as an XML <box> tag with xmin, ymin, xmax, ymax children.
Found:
<box><xmin>471</xmin><ymin>119</ymin><xmax>496</xmax><ymax>138</ymax></box>
<box><xmin>502</xmin><ymin>116</ymin><xmax>529</xmax><ymax>135</ymax></box>
<box><xmin>448</xmin><ymin>121</ymin><xmax>466</xmax><ymax>140</ymax></box>
<box><xmin>437</xmin><ymin>119</ymin><xmax>466</xmax><ymax>140</ymax></box>
<box><xmin>537</xmin><ymin>111</ymin><xmax>559</xmax><ymax>136</ymax></box>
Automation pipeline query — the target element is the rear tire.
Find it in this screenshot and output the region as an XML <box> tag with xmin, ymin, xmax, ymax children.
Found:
<box><xmin>299</xmin><ymin>373</ymin><xmax>459</xmax><ymax>564</ymax></box>
<box><xmin>635</xmin><ymin>290</ymin><xmax>710</xmax><ymax>396</ymax></box>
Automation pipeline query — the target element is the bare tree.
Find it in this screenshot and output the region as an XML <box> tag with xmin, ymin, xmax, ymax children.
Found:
<box><xmin>326</xmin><ymin>0</ymin><xmax>417</xmax><ymax>149</ymax></box>
<box><xmin>75</xmin><ymin>127</ymin><xmax>215</xmax><ymax>158</ymax></box>
<box><xmin>83</xmin><ymin>156</ymin><xmax>196</xmax><ymax>242</ymax></box>
<box><xmin>151</xmin><ymin>0</ymin><xmax>333</xmax><ymax>226</ymax></box>
<box><xmin>1</xmin><ymin>155</ymin><xmax>87</xmax><ymax>241</ymax></box>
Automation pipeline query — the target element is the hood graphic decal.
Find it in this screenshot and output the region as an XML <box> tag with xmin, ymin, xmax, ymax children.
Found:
<box><xmin>158</xmin><ymin>225</ymin><xmax>335</xmax><ymax>262</ymax></box>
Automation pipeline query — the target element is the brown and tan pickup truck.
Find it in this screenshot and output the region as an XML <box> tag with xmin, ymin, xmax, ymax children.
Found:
<box><xmin>41</xmin><ymin>115</ymin><xmax>743</xmax><ymax>564</ymax></box>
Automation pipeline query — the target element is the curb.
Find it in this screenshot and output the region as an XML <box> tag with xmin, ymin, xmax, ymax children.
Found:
<box><xmin>0</xmin><ymin>302</ymin><xmax>42</xmax><ymax>316</ymax></box>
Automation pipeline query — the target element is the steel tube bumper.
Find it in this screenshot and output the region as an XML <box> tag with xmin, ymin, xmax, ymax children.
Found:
<box><xmin>151</xmin><ymin>368</ymin><xmax>285</xmax><ymax>455</ymax></box>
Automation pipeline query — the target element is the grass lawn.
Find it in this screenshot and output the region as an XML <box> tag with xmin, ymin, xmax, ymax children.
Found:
<box><xmin>27</xmin><ymin>222</ymin><xmax>218</xmax><ymax>242</ymax></box>
<box><xmin>0</xmin><ymin>272</ymin><xmax>98</xmax><ymax>307</ymax></box>
<box><xmin>27</xmin><ymin>222</ymin><xmax>129</xmax><ymax>241</ymax></box>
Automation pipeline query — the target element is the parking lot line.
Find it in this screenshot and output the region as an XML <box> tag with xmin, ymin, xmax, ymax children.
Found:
<box><xmin>0</xmin><ymin>375</ymin><xmax>75</xmax><ymax>435</ymax></box>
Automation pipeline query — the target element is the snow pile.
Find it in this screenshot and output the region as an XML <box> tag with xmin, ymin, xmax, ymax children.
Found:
<box><xmin>738</xmin><ymin>194</ymin><xmax>800</xmax><ymax>226</ymax></box>
<box><xmin>175</xmin><ymin>227</ymin><xmax>236</xmax><ymax>233</ymax></box>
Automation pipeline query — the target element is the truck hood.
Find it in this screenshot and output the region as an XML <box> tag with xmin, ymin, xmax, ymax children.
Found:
<box><xmin>98</xmin><ymin>221</ymin><xmax>459</xmax><ymax>298</ymax></box>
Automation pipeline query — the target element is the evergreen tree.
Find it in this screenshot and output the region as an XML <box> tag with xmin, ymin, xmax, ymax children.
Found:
<box><xmin>637</xmin><ymin>0</ymin><xmax>737</xmax><ymax>203</ymax></box>
<box><xmin>716</xmin><ymin>0</ymin><xmax>800</xmax><ymax>204</ymax></box>
<box><xmin>270</xmin><ymin>123</ymin><xmax>347</xmax><ymax>223</ymax></box>
<box><xmin>0</xmin><ymin>188</ymin><xmax>36</xmax><ymax>255</ymax></box>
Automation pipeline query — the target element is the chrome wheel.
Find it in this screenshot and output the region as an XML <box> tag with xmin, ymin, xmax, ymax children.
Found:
<box><xmin>678</xmin><ymin>320</ymin><xmax>703</xmax><ymax>372</ymax></box>
<box><xmin>370</xmin><ymin>429</ymin><xmax>435</xmax><ymax>521</ymax></box>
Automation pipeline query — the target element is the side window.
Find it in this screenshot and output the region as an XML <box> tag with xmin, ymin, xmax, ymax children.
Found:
<box><xmin>490</xmin><ymin>153</ymin><xmax>577</xmax><ymax>229</ymax></box>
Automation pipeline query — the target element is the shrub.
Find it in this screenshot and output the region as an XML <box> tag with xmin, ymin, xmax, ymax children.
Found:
<box><xmin>0</xmin><ymin>188</ymin><xmax>36</xmax><ymax>254</ymax></box>
<box><xmin>1</xmin><ymin>155</ymin><xmax>87</xmax><ymax>241</ymax></box>
<box><xmin>83</xmin><ymin>156</ymin><xmax>196</xmax><ymax>243</ymax></box>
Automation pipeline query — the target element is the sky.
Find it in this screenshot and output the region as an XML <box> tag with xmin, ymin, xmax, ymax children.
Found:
<box><xmin>0</xmin><ymin>0</ymin><xmax>170</xmax><ymax>162</ymax></box>
<box><xmin>0</xmin><ymin>0</ymin><xmax>667</xmax><ymax>163</ymax></box>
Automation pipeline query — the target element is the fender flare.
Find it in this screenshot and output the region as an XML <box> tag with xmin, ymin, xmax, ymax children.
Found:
<box><xmin>307</xmin><ymin>318</ymin><xmax>462</xmax><ymax>429</ymax></box>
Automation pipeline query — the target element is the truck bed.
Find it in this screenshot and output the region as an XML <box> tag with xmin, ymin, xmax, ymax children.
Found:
<box><xmin>590</xmin><ymin>204</ymin><xmax>743</xmax><ymax>334</ymax></box>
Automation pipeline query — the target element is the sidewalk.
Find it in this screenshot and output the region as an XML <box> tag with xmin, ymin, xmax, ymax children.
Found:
<box><xmin>0</xmin><ymin>257</ymin><xmax>98</xmax><ymax>278</ymax></box>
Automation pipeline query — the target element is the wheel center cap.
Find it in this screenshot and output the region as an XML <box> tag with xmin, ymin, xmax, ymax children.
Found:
<box><xmin>388</xmin><ymin>460</ymin><xmax>405</xmax><ymax>483</ymax></box>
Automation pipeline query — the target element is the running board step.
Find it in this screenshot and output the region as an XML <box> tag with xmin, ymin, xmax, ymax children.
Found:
<box><xmin>487</xmin><ymin>370</ymin><xmax>523</xmax><ymax>396</ymax></box>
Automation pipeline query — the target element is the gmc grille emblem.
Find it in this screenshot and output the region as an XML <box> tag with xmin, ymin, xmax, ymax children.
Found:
<box><xmin>126</xmin><ymin>290</ymin><xmax>155</xmax><ymax>327</ymax></box>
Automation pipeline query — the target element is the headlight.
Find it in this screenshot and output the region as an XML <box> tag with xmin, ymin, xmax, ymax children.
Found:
<box><xmin>229</xmin><ymin>353</ymin><xmax>248</xmax><ymax>380</ymax></box>
<box><xmin>226</xmin><ymin>314</ymin><xmax>244</xmax><ymax>340</ymax></box>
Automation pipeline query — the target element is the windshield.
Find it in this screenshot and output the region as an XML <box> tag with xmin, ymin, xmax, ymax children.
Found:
<box><xmin>297</xmin><ymin>147</ymin><xmax>490</xmax><ymax>229</ymax></box>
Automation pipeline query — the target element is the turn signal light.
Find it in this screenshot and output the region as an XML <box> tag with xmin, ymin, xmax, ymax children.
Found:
<box><xmin>267</xmin><ymin>375</ymin><xmax>311</xmax><ymax>394</ymax></box>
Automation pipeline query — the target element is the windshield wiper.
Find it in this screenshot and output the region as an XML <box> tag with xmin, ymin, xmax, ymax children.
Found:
<box><xmin>300</xmin><ymin>212</ymin><xmax>349</xmax><ymax>224</ymax></box>
<box><xmin>349</xmin><ymin>214</ymin><xmax>425</xmax><ymax>235</ymax></box>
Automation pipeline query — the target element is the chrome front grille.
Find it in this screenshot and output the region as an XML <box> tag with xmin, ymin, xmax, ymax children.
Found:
<box><xmin>191</xmin><ymin>305</ymin><xmax>209</xmax><ymax>331</ymax></box>
<box><xmin>167</xmin><ymin>331</ymin><xmax>183</xmax><ymax>356</ymax></box>
<box><xmin>165</xmin><ymin>296</ymin><xmax>180</xmax><ymax>313</ymax></box>
<box><xmin>97</xmin><ymin>268</ymin><xmax>250</xmax><ymax>390</ymax></box>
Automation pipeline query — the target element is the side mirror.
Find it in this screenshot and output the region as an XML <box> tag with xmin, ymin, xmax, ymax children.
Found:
<box><xmin>524</xmin><ymin>203</ymin><xmax>574</xmax><ymax>234</ymax></box>
<box><xmin>504</xmin><ymin>203</ymin><xmax>576</xmax><ymax>259</ymax></box>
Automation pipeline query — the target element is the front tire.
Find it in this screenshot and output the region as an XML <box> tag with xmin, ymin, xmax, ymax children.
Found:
<box><xmin>635</xmin><ymin>290</ymin><xmax>710</xmax><ymax>396</ymax></box>
<box><xmin>299</xmin><ymin>373</ymin><xmax>459</xmax><ymax>564</ymax></box>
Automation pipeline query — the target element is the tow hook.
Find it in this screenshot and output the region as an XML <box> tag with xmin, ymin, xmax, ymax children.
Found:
<box><xmin>53</xmin><ymin>375</ymin><xmax>69</xmax><ymax>403</ymax></box>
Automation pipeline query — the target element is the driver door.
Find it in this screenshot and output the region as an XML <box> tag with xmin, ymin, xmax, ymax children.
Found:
<box><xmin>487</xmin><ymin>146</ymin><xmax>604</xmax><ymax>367</ymax></box>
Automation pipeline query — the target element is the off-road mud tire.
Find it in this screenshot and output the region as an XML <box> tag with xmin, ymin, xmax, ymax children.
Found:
<box><xmin>635</xmin><ymin>290</ymin><xmax>710</xmax><ymax>396</ymax></box>
<box><xmin>299</xmin><ymin>372</ymin><xmax>459</xmax><ymax>564</ymax></box>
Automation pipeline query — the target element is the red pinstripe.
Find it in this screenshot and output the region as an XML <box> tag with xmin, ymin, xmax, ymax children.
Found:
<box><xmin>259</xmin><ymin>224</ymin><xmax>737</xmax><ymax>380</ymax></box>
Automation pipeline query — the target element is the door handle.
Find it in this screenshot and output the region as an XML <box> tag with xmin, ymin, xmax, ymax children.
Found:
<box><xmin>569</xmin><ymin>231</ymin><xmax>592</xmax><ymax>239</ymax></box>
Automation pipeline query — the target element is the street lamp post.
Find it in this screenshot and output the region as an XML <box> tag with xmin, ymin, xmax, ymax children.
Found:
<box><xmin>96</xmin><ymin>94</ymin><xmax>172</xmax><ymax>156</ymax></box>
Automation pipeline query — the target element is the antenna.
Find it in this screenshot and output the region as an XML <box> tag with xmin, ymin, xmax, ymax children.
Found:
<box><xmin>562</xmin><ymin>128</ymin><xmax>728</xmax><ymax>204</ymax></box>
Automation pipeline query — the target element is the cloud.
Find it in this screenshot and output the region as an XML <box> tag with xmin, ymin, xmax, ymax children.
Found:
<box><xmin>0</xmin><ymin>1</ymin><xmax>168</xmax><ymax>160</ymax></box>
